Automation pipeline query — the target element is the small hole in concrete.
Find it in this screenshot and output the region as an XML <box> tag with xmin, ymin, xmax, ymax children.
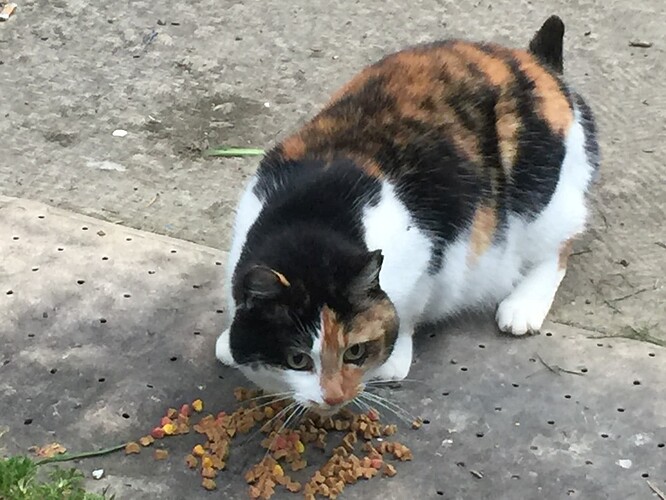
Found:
<box><xmin>512</xmin><ymin>383</ymin><xmax>519</xmax><ymax>388</ymax></box>
<box><xmin>657</xmin><ymin>443</ymin><xmax>664</xmax><ymax>448</ymax></box>
<box><xmin>494</xmin><ymin>407</ymin><xmax>502</xmax><ymax>412</ymax></box>
<box><xmin>633</xmin><ymin>380</ymin><xmax>641</xmax><ymax>386</ymax></box>
<box><xmin>98</xmin><ymin>378</ymin><xmax>106</xmax><ymax>382</ymax></box>
<box><xmin>82</xmin><ymin>226</ymin><xmax>88</xmax><ymax>231</ymax></box>
<box><xmin>57</xmin><ymin>247</ymin><xmax>64</xmax><ymax>251</ymax></box>
<box><xmin>38</xmin><ymin>215</ymin><xmax>45</xmax><ymax>219</ymax></box>
<box><xmin>170</xmin><ymin>356</ymin><xmax>178</xmax><ymax>362</ymax></box>
<box><xmin>545</xmin><ymin>332</ymin><xmax>552</xmax><ymax>337</ymax></box>
<box><xmin>529</xmin><ymin>357</ymin><xmax>536</xmax><ymax>363</ymax></box>
<box><xmin>6</xmin><ymin>290</ymin><xmax>13</xmax><ymax>295</ymax></box>
<box><xmin>511</xmin><ymin>474</ymin><xmax>520</xmax><ymax>480</ymax></box>
<box><xmin>530</xmin><ymin>445</ymin><xmax>538</xmax><ymax>450</ymax></box>
<box><xmin>123</xmin><ymin>293</ymin><xmax>131</xmax><ymax>298</ymax></box>
<box><xmin>585</xmin><ymin>460</ymin><xmax>593</xmax><ymax>465</ymax></box>
<box><xmin>193</xmin><ymin>284</ymin><xmax>200</xmax><ymax>289</ymax></box>
<box><xmin>216</xmin><ymin>309</ymin><xmax>224</xmax><ymax>314</ymax></box>
<box><xmin>12</xmin><ymin>236</ymin><xmax>19</xmax><ymax>240</ymax></box>
<box><xmin>215</xmin><ymin>261</ymin><xmax>222</xmax><ymax>266</ymax></box>
<box><xmin>170</xmin><ymin>249</ymin><xmax>177</xmax><ymax>254</ymax></box>
<box><xmin>564</xmin><ymin>394</ymin><xmax>572</xmax><ymax>399</ymax></box>
<box><xmin>148</xmin><ymin>270</ymin><xmax>155</xmax><ymax>274</ymax></box>
<box><xmin>126</xmin><ymin>237</ymin><xmax>132</xmax><ymax>241</ymax></box>
<box><xmin>596</xmin><ymin>343</ymin><xmax>603</xmax><ymax>347</ymax></box>
<box><xmin>28</xmin><ymin>333</ymin><xmax>35</xmax><ymax>338</ymax></box>
<box><xmin>122</xmin><ymin>413</ymin><xmax>130</xmax><ymax>419</ymax></box>
<box><xmin>422</xmin><ymin>419</ymin><xmax>430</xmax><ymax>424</ymax></box>
<box><xmin>478</xmin><ymin>344</ymin><xmax>485</xmax><ymax>349</ymax></box>
<box><xmin>547</xmin><ymin>420</ymin><xmax>555</xmax><ymax>425</ymax></box>
<box><xmin>581</xmin><ymin>368</ymin><xmax>588</xmax><ymax>373</ymax></box>
<box><xmin>648</xmin><ymin>352</ymin><xmax>655</xmax><ymax>357</ymax></box>
<box><xmin>429</xmin><ymin>333</ymin><xmax>436</xmax><ymax>338</ymax></box>
<box><xmin>193</xmin><ymin>331</ymin><xmax>201</xmax><ymax>336</ymax></box>
<box><xmin>641</xmin><ymin>473</ymin><xmax>649</xmax><ymax>478</ymax></box>
<box><xmin>475</xmin><ymin>432</ymin><xmax>484</xmax><ymax>438</ymax></box>
<box><xmin>32</xmin><ymin>267</ymin><xmax>39</xmax><ymax>272</ymax></box>
<box><xmin>102</xmin><ymin>256</ymin><xmax>109</xmax><ymax>261</ymax></box>
<box><xmin>460</xmin><ymin>367</ymin><xmax>468</xmax><ymax>372</ymax></box>
<box><xmin>100</xmin><ymin>318</ymin><xmax>107</xmax><ymax>324</ymax></box>
<box><xmin>436</xmin><ymin>492</ymin><xmax>444</xmax><ymax>496</ymax></box>
<box><xmin>617</xmin><ymin>408</ymin><xmax>625</xmax><ymax>412</ymax></box>
<box><xmin>442</xmin><ymin>392</ymin><xmax>450</xmax><ymax>397</ymax></box>
<box><xmin>600</xmin><ymin>433</ymin><xmax>609</xmax><ymax>438</ymax></box>
<box><xmin>146</xmin><ymin>384</ymin><xmax>154</xmax><ymax>388</ymax></box>
<box><xmin>24</xmin><ymin>418</ymin><xmax>33</xmax><ymax>425</ymax></box>
<box><xmin>50</xmin><ymin>368</ymin><xmax>57</xmax><ymax>374</ymax></box>
<box><xmin>77</xmin><ymin>280</ymin><xmax>85</xmax><ymax>285</ymax></box>
<box><xmin>218</xmin><ymin>375</ymin><xmax>224</xmax><ymax>380</ymax></box>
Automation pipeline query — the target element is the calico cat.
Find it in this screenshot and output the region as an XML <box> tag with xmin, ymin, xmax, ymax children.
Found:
<box><xmin>215</xmin><ymin>15</ymin><xmax>599</xmax><ymax>414</ymax></box>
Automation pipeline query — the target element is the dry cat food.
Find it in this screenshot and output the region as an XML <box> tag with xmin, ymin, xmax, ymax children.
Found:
<box><xmin>126</xmin><ymin>388</ymin><xmax>419</xmax><ymax>498</ymax></box>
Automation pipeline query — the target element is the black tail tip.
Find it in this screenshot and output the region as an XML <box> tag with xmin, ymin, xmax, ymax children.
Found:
<box><xmin>529</xmin><ymin>15</ymin><xmax>565</xmax><ymax>74</ymax></box>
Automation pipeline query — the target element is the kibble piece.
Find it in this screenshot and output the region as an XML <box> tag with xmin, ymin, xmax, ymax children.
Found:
<box><xmin>138</xmin><ymin>435</ymin><xmax>154</xmax><ymax>447</ymax></box>
<box><xmin>201</xmin><ymin>466</ymin><xmax>217</xmax><ymax>479</ymax></box>
<box><xmin>124</xmin><ymin>442</ymin><xmax>141</xmax><ymax>455</ymax></box>
<box><xmin>192</xmin><ymin>399</ymin><xmax>204</xmax><ymax>412</ymax></box>
<box><xmin>153</xmin><ymin>449</ymin><xmax>169</xmax><ymax>460</ymax></box>
<box><xmin>192</xmin><ymin>444</ymin><xmax>205</xmax><ymax>457</ymax></box>
<box><xmin>411</xmin><ymin>417</ymin><xmax>423</xmax><ymax>430</ymax></box>
<box><xmin>162</xmin><ymin>423</ymin><xmax>176</xmax><ymax>435</ymax></box>
<box><xmin>166</xmin><ymin>408</ymin><xmax>178</xmax><ymax>419</ymax></box>
<box><xmin>383</xmin><ymin>463</ymin><xmax>397</xmax><ymax>477</ymax></box>
<box><xmin>185</xmin><ymin>454</ymin><xmax>198</xmax><ymax>469</ymax></box>
<box><xmin>150</xmin><ymin>427</ymin><xmax>165</xmax><ymax>439</ymax></box>
<box><xmin>179</xmin><ymin>403</ymin><xmax>191</xmax><ymax>417</ymax></box>
<box><xmin>202</xmin><ymin>478</ymin><xmax>216</xmax><ymax>491</ymax></box>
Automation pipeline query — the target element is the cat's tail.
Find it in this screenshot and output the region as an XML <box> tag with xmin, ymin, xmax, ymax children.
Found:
<box><xmin>528</xmin><ymin>15</ymin><xmax>565</xmax><ymax>74</ymax></box>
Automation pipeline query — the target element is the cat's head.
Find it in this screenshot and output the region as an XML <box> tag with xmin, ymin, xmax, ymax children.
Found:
<box><xmin>216</xmin><ymin>249</ymin><xmax>398</xmax><ymax>415</ymax></box>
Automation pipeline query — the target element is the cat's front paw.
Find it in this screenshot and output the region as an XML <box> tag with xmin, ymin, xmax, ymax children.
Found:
<box><xmin>215</xmin><ymin>329</ymin><xmax>236</xmax><ymax>366</ymax></box>
<box><xmin>496</xmin><ymin>296</ymin><xmax>550</xmax><ymax>336</ymax></box>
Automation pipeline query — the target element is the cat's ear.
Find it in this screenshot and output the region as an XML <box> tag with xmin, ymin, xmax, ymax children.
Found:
<box><xmin>241</xmin><ymin>265</ymin><xmax>291</xmax><ymax>308</ymax></box>
<box><xmin>348</xmin><ymin>250</ymin><xmax>383</xmax><ymax>298</ymax></box>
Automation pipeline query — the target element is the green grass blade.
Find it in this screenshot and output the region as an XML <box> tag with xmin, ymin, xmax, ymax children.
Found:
<box><xmin>204</xmin><ymin>147</ymin><xmax>265</xmax><ymax>157</ymax></box>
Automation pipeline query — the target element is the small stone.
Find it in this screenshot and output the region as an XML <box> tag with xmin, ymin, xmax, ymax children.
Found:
<box><xmin>92</xmin><ymin>469</ymin><xmax>104</xmax><ymax>480</ymax></box>
<box><xmin>112</xmin><ymin>129</ymin><xmax>128</xmax><ymax>137</ymax></box>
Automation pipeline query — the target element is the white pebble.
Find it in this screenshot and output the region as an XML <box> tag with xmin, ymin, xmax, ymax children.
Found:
<box><xmin>616</xmin><ymin>459</ymin><xmax>632</xmax><ymax>469</ymax></box>
<box><xmin>112</xmin><ymin>129</ymin><xmax>128</xmax><ymax>137</ymax></box>
<box><xmin>92</xmin><ymin>469</ymin><xmax>105</xmax><ymax>479</ymax></box>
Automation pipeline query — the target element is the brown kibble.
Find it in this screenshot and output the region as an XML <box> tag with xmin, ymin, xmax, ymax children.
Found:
<box><xmin>202</xmin><ymin>478</ymin><xmax>217</xmax><ymax>491</ymax></box>
<box><xmin>166</xmin><ymin>407</ymin><xmax>178</xmax><ymax>419</ymax></box>
<box><xmin>411</xmin><ymin>417</ymin><xmax>423</xmax><ymax>430</ymax></box>
<box><xmin>124</xmin><ymin>442</ymin><xmax>141</xmax><ymax>455</ymax></box>
<box><xmin>153</xmin><ymin>449</ymin><xmax>169</xmax><ymax>460</ymax></box>
<box><xmin>201</xmin><ymin>466</ymin><xmax>217</xmax><ymax>479</ymax></box>
<box><xmin>138</xmin><ymin>435</ymin><xmax>154</xmax><ymax>447</ymax></box>
<box><xmin>383</xmin><ymin>463</ymin><xmax>397</xmax><ymax>477</ymax></box>
<box><xmin>185</xmin><ymin>454</ymin><xmax>198</xmax><ymax>469</ymax></box>
<box><xmin>286</xmin><ymin>480</ymin><xmax>302</xmax><ymax>492</ymax></box>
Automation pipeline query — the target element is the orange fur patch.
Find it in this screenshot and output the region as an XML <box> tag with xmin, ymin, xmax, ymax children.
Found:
<box><xmin>468</xmin><ymin>205</ymin><xmax>498</xmax><ymax>264</ymax></box>
<box><xmin>512</xmin><ymin>50</ymin><xmax>573</xmax><ymax>135</ymax></box>
<box><xmin>281</xmin><ymin>134</ymin><xmax>306</xmax><ymax>160</ymax></box>
<box><xmin>558</xmin><ymin>238</ymin><xmax>574</xmax><ymax>270</ymax></box>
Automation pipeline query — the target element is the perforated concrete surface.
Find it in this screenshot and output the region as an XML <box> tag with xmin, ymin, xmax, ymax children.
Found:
<box><xmin>1</xmin><ymin>196</ymin><xmax>665</xmax><ymax>499</ymax></box>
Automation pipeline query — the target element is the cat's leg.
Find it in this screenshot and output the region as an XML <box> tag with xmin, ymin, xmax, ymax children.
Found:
<box><xmin>496</xmin><ymin>241</ymin><xmax>571</xmax><ymax>335</ymax></box>
<box><xmin>215</xmin><ymin>327</ymin><xmax>236</xmax><ymax>366</ymax></box>
<box><xmin>366</xmin><ymin>326</ymin><xmax>414</xmax><ymax>381</ymax></box>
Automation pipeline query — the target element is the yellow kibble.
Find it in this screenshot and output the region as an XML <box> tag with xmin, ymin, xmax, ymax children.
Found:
<box><xmin>192</xmin><ymin>444</ymin><xmax>205</xmax><ymax>457</ymax></box>
<box><xmin>264</xmin><ymin>407</ymin><xmax>275</xmax><ymax>418</ymax></box>
<box><xmin>295</xmin><ymin>440</ymin><xmax>305</xmax><ymax>454</ymax></box>
<box><xmin>202</xmin><ymin>456</ymin><xmax>213</xmax><ymax>468</ymax></box>
<box><xmin>192</xmin><ymin>399</ymin><xmax>204</xmax><ymax>412</ymax></box>
<box><xmin>273</xmin><ymin>464</ymin><xmax>284</xmax><ymax>477</ymax></box>
<box><xmin>162</xmin><ymin>423</ymin><xmax>176</xmax><ymax>435</ymax></box>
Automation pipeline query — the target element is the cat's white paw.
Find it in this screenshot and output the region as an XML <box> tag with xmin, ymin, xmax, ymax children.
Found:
<box><xmin>215</xmin><ymin>329</ymin><xmax>236</xmax><ymax>366</ymax></box>
<box><xmin>496</xmin><ymin>295</ymin><xmax>552</xmax><ymax>335</ymax></box>
<box><xmin>367</xmin><ymin>334</ymin><xmax>413</xmax><ymax>381</ymax></box>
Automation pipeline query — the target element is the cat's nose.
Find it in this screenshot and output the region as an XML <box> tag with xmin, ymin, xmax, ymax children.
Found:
<box><xmin>323</xmin><ymin>395</ymin><xmax>345</xmax><ymax>406</ymax></box>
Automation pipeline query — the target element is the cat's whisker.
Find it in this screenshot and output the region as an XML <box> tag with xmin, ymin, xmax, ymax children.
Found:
<box><xmin>237</xmin><ymin>399</ymin><xmax>296</xmax><ymax>448</ymax></box>
<box><xmin>361</xmin><ymin>390</ymin><xmax>416</xmax><ymax>420</ymax></box>
<box><xmin>247</xmin><ymin>394</ymin><xmax>295</xmax><ymax>411</ymax></box>
<box><xmin>241</xmin><ymin>391</ymin><xmax>294</xmax><ymax>404</ymax></box>
<box><xmin>352</xmin><ymin>397</ymin><xmax>372</xmax><ymax>414</ymax></box>
<box><xmin>365</xmin><ymin>378</ymin><xmax>427</xmax><ymax>386</ymax></box>
<box><xmin>260</xmin><ymin>402</ymin><xmax>302</xmax><ymax>463</ymax></box>
<box><xmin>358</xmin><ymin>392</ymin><xmax>415</xmax><ymax>424</ymax></box>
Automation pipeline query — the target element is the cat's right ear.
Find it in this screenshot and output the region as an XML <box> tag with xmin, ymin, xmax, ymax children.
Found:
<box><xmin>241</xmin><ymin>265</ymin><xmax>291</xmax><ymax>309</ymax></box>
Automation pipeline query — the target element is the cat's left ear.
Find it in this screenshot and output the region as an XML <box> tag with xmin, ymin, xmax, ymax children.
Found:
<box><xmin>348</xmin><ymin>250</ymin><xmax>383</xmax><ymax>298</ymax></box>
<box><xmin>241</xmin><ymin>265</ymin><xmax>291</xmax><ymax>309</ymax></box>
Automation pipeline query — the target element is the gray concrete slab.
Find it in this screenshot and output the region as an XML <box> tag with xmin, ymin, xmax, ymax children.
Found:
<box><xmin>1</xmin><ymin>197</ymin><xmax>664</xmax><ymax>499</ymax></box>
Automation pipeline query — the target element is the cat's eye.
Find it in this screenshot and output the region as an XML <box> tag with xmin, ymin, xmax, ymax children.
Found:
<box><xmin>343</xmin><ymin>343</ymin><xmax>367</xmax><ymax>364</ymax></box>
<box><xmin>286</xmin><ymin>352</ymin><xmax>313</xmax><ymax>371</ymax></box>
